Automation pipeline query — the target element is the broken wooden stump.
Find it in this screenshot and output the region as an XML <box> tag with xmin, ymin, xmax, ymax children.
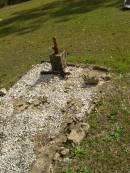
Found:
<box><xmin>41</xmin><ymin>37</ymin><xmax>69</xmax><ymax>78</ymax></box>
<box><xmin>49</xmin><ymin>51</ymin><xmax>67</xmax><ymax>76</ymax></box>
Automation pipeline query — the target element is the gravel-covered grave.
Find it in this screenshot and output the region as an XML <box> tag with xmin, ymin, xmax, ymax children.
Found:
<box><xmin>0</xmin><ymin>63</ymin><xmax>109</xmax><ymax>173</ymax></box>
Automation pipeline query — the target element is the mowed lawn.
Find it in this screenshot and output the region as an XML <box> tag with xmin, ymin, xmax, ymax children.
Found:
<box><xmin>0</xmin><ymin>0</ymin><xmax>130</xmax><ymax>88</ymax></box>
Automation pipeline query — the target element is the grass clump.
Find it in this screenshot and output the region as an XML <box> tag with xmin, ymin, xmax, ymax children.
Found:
<box><xmin>76</xmin><ymin>167</ymin><xmax>91</xmax><ymax>173</ymax></box>
<box><xmin>71</xmin><ymin>146</ymin><xmax>86</xmax><ymax>158</ymax></box>
<box><xmin>89</xmin><ymin>111</ymin><xmax>98</xmax><ymax>129</ymax></box>
<box><xmin>107</xmin><ymin>112</ymin><xmax>117</xmax><ymax>122</ymax></box>
<box><xmin>59</xmin><ymin>167</ymin><xmax>91</xmax><ymax>173</ymax></box>
<box><xmin>109</xmin><ymin>127</ymin><xmax>124</xmax><ymax>141</ymax></box>
<box><xmin>60</xmin><ymin>168</ymin><xmax>74</xmax><ymax>173</ymax></box>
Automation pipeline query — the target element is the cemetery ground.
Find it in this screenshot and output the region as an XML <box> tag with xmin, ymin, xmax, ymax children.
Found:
<box><xmin>55</xmin><ymin>76</ymin><xmax>130</xmax><ymax>173</ymax></box>
<box><xmin>0</xmin><ymin>0</ymin><xmax>130</xmax><ymax>173</ymax></box>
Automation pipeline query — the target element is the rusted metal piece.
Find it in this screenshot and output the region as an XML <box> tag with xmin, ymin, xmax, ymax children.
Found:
<box><xmin>52</xmin><ymin>37</ymin><xmax>59</xmax><ymax>54</ymax></box>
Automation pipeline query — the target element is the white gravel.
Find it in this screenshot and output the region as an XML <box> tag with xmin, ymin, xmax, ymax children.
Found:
<box><xmin>0</xmin><ymin>63</ymin><xmax>102</xmax><ymax>173</ymax></box>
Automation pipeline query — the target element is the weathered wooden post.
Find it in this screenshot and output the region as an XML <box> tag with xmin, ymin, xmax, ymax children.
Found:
<box><xmin>41</xmin><ymin>37</ymin><xmax>69</xmax><ymax>77</ymax></box>
<box><xmin>49</xmin><ymin>37</ymin><xmax>67</xmax><ymax>77</ymax></box>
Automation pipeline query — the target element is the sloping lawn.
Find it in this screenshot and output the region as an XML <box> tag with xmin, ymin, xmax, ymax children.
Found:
<box><xmin>0</xmin><ymin>0</ymin><xmax>130</xmax><ymax>88</ymax></box>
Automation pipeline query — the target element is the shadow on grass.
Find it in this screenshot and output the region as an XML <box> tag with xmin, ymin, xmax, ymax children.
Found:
<box><xmin>0</xmin><ymin>0</ymin><xmax>122</xmax><ymax>37</ymax></box>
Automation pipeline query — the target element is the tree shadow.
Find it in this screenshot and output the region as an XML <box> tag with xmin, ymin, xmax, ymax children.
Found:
<box><xmin>0</xmin><ymin>0</ymin><xmax>122</xmax><ymax>38</ymax></box>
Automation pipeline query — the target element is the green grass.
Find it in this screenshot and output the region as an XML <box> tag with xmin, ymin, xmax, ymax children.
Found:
<box><xmin>71</xmin><ymin>146</ymin><xmax>86</xmax><ymax>158</ymax></box>
<box><xmin>0</xmin><ymin>0</ymin><xmax>130</xmax><ymax>88</ymax></box>
<box><xmin>109</xmin><ymin>127</ymin><xmax>124</xmax><ymax>141</ymax></box>
<box><xmin>60</xmin><ymin>167</ymin><xmax>91</xmax><ymax>173</ymax></box>
<box><xmin>60</xmin><ymin>168</ymin><xmax>74</xmax><ymax>173</ymax></box>
<box><xmin>107</xmin><ymin>111</ymin><xmax>117</xmax><ymax>122</ymax></box>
